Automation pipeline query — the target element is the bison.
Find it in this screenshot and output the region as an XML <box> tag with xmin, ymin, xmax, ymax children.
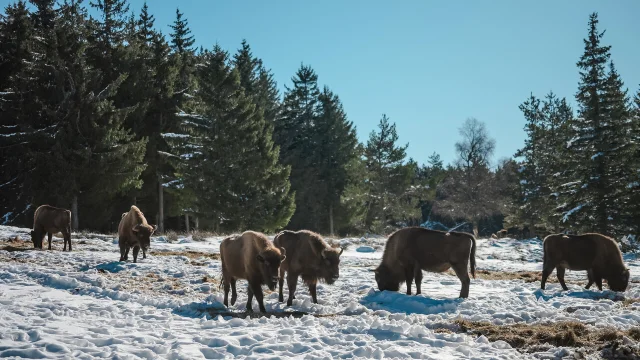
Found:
<box><xmin>274</xmin><ymin>230</ymin><xmax>344</xmax><ymax>306</ymax></box>
<box><xmin>30</xmin><ymin>205</ymin><xmax>72</xmax><ymax>251</ymax></box>
<box><xmin>541</xmin><ymin>233</ymin><xmax>630</xmax><ymax>292</ymax></box>
<box><xmin>117</xmin><ymin>205</ymin><xmax>156</xmax><ymax>263</ymax></box>
<box><xmin>374</xmin><ymin>227</ymin><xmax>477</xmax><ymax>298</ymax></box>
<box><xmin>220</xmin><ymin>231</ymin><xmax>286</xmax><ymax>313</ymax></box>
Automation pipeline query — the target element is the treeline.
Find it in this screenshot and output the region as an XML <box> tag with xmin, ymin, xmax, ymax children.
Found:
<box><xmin>1</xmin><ymin>4</ymin><xmax>638</xmax><ymax>241</ymax></box>
<box><xmin>506</xmin><ymin>13</ymin><xmax>640</xmax><ymax>240</ymax></box>
<box><xmin>0</xmin><ymin>0</ymin><xmax>435</xmax><ymax>235</ymax></box>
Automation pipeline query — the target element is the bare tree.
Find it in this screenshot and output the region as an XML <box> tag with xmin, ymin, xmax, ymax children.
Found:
<box><xmin>435</xmin><ymin>118</ymin><xmax>502</xmax><ymax>236</ymax></box>
<box><xmin>455</xmin><ymin>118</ymin><xmax>496</xmax><ymax>169</ymax></box>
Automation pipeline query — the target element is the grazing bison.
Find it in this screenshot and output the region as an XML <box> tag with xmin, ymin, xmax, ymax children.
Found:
<box><xmin>118</xmin><ymin>205</ymin><xmax>156</xmax><ymax>263</ymax></box>
<box><xmin>541</xmin><ymin>233</ymin><xmax>630</xmax><ymax>292</ymax></box>
<box><xmin>30</xmin><ymin>205</ymin><xmax>72</xmax><ymax>251</ymax></box>
<box><xmin>220</xmin><ymin>231</ymin><xmax>286</xmax><ymax>313</ymax></box>
<box><xmin>374</xmin><ymin>227</ymin><xmax>476</xmax><ymax>298</ymax></box>
<box><xmin>274</xmin><ymin>230</ymin><xmax>344</xmax><ymax>306</ymax></box>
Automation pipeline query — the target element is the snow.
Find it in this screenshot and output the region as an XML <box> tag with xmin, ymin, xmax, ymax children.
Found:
<box><xmin>161</xmin><ymin>132</ymin><xmax>190</xmax><ymax>138</ymax></box>
<box><xmin>0</xmin><ymin>226</ymin><xmax>638</xmax><ymax>359</ymax></box>
<box><xmin>562</xmin><ymin>204</ymin><xmax>584</xmax><ymax>222</ymax></box>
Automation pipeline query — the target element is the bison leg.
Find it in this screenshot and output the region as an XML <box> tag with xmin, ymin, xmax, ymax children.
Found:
<box><xmin>404</xmin><ymin>266</ymin><xmax>415</xmax><ymax>295</ymax></box>
<box><xmin>278</xmin><ymin>267</ymin><xmax>285</xmax><ymax>303</ymax></box>
<box><xmin>452</xmin><ymin>262</ymin><xmax>471</xmax><ymax>299</ymax></box>
<box><xmin>556</xmin><ymin>267</ymin><xmax>568</xmax><ymax>291</ymax></box>
<box><xmin>594</xmin><ymin>273</ymin><xmax>603</xmax><ymax>291</ymax></box>
<box><xmin>286</xmin><ymin>273</ymin><xmax>298</xmax><ymax>307</ymax></box>
<box><xmin>251</xmin><ymin>283</ymin><xmax>266</xmax><ymax>313</ymax></box>
<box><xmin>124</xmin><ymin>247</ymin><xmax>130</xmax><ymax>261</ymax></box>
<box><xmin>223</xmin><ymin>277</ymin><xmax>230</xmax><ymax>307</ymax></box>
<box><xmin>132</xmin><ymin>246</ymin><xmax>140</xmax><ymax>263</ymax></box>
<box><xmin>47</xmin><ymin>232</ymin><xmax>53</xmax><ymax>250</ymax></box>
<box><xmin>230</xmin><ymin>279</ymin><xmax>237</xmax><ymax>305</ymax></box>
<box><xmin>309</xmin><ymin>280</ymin><xmax>318</xmax><ymax>304</ymax></box>
<box><xmin>62</xmin><ymin>228</ymin><xmax>71</xmax><ymax>251</ymax></box>
<box><xmin>414</xmin><ymin>266</ymin><xmax>423</xmax><ymax>295</ymax></box>
<box><xmin>540</xmin><ymin>263</ymin><xmax>555</xmax><ymax>290</ymax></box>
<box><xmin>246</xmin><ymin>285</ymin><xmax>254</xmax><ymax>312</ymax></box>
<box><xmin>585</xmin><ymin>269</ymin><xmax>594</xmax><ymax>289</ymax></box>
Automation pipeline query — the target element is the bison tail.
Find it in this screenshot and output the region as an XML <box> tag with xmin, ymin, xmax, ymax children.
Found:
<box><xmin>469</xmin><ymin>235</ymin><xmax>476</xmax><ymax>279</ymax></box>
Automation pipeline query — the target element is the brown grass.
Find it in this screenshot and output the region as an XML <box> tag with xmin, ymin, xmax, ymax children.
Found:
<box><xmin>455</xmin><ymin>320</ymin><xmax>640</xmax><ymax>354</ymax></box>
<box><xmin>152</xmin><ymin>250</ymin><xmax>220</xmax><ymax>261</ymax></box>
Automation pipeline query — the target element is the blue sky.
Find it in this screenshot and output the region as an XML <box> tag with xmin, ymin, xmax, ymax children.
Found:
<box><xmin>4</xmin><ymin>1</ymin><xmax>640</xmax><ymax>165</ymax></box>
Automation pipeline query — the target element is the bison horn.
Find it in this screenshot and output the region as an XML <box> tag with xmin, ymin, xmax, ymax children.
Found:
<box><xmin>321</xmin><ymin>248</ymin><xmax>327</xmax><ymax>259</ymax></box>
<box><xmin>132</xmin><ymin>224</ymin><xmax>140</xmax><ymax>233</ymax></box>
<box><xmin>338</xmin><ymin>247</ymin><xmax>344</xmax><ymax>256</ymax></box>
<box><xmin>151</xmin><ymin>224</ymin><xmax>158</xmax><ymax>233</ymax></box>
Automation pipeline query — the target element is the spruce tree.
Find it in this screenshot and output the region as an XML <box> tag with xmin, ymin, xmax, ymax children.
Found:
<box><xmin>561</xmin><ymin>13</ymin><xmax>631</xmax><ymax>236</ymax></box>
<box><xmin>316</xmin><ymin>86</ymin><xmax>359</xmax><ymax>234</ymax></box>
<box><xmin>276</xmin><ymin>64</ymin><xmax>323</xmax><ymax>231</ymax></box>
<box><xmin>361</xmin><ymin>115</ymin><xmax>414</xmax><ymax>232</ymax></box>
<box><xmin>0</xmin><ymin>1</ymin><xmax>35</xmax><ymax>225</ymax></box>
<box><xmin>169</xmin><ymin>8</ymin><xmax>194</xmax><ymax>55</ymax></box>
<box><xmin>167</xmin><ymin>46</ymin><xmax>294</xmax><ymax>232</ymax></box>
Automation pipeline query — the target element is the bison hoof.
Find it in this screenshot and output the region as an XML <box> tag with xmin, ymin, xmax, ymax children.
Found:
<box><xmin>278</xmin><ymin>296</ymin><xmax>284</xmax><ymax>302</ymax></box>
<box><xmin>286</xmin><ymin>300</ymin><xmax>293</xmax><ymax>306</ymax></box>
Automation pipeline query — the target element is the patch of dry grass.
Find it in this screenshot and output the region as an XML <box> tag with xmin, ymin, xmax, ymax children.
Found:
<box><xmin>152</xmin><ymin>250</ymin><xmax>220</xmax><ymax>261</ymax></box>
<box><xmin>455</xmin><ymin>320</ymin><xmax>640</xmax><ymax>355</ymax></box>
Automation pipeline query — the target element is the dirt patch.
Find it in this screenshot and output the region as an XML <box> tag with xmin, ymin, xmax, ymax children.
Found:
<box><xmin>0</xmin><ymin>238</ymin><xmax>33</xmax><ymax>252</ymax></box>
<box><xmin>152</xmin><ymin>250</ymin><xmax>220</xmax><ymax>261</ymax></box>
<box><xmin>455</xmin><ymin>320</ymin><xmax>640</xmax><ymax>357</ymax></box>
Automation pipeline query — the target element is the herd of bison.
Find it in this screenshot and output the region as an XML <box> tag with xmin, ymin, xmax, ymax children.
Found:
<box><xmin>26</xmin><ymin>204</ymin><xmax>632</xmax><ymax>313</ymax></box>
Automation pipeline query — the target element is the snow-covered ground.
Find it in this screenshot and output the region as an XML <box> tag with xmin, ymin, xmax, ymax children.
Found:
<box><xmin>0</xmin><ymin>225</ymin><xmax>638</xmax><ymax>359</ymax></box>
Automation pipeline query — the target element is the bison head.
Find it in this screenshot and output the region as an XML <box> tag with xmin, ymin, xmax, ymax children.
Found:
<box><xmin>607</xmin><ymin>268</ymin><xmax>630</xmax><ymax>292</ymax></box>
<box><xmin>132</xmin><ymin>224</ymin><xmax>157</xmax><ymax>258</ymax></box>
<box><xmin>319</xmin><ymin>247</ymin><xmax>344</xmax><ymax>285</ymax></box>
<box><xmin>374</xmin><ymin>264</ymin><xmax>400</xmax><ymax>292</ymax></box>
<box><xmin>257</xmin><ymin>247</ymin><xmax>286</xmax><ymax>291</ymax></box>
<box><xmin>30</xmin><ymin>230</ymin><xmax>43</xmax><ymax>249</ymax></box>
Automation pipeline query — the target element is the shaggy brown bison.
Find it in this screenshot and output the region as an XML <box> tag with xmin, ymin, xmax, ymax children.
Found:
<box><xmin>220</xmin><ymin>231</ymin><xmax>286</xmax><ymax>313</ymax></box>
<box><xmin>541</xmin><ymin>233</ymin><xmax>630</xmax><ymax>292</ymax></box>
<box><xmin>374</xmin><ymin>227</ymin><xmax>477</xmax><ymax>298</ymax></box>
<box><xmin>274</xmin><ymin>230</ymin><xmax>344</xmax><ymax>306</ymax></box>
<box><xmin>118</xmin><ymin>205</ymin><xmax>156</xmax><ymax>263</ymax></box>
<box><xmin>30</xmin><ymin>205</ymin><xmax>72</xmax><ymax>251</ymax></box>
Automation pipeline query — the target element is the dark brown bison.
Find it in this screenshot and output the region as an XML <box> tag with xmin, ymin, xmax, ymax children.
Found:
<box><xmin>541</xmin><ymin>233</ymin><xmax>630</xmax><ymax>292</ymax></box>
<box><xmin>118</xmin><ymin>205</ymin><xmax>156</xmax><ymax>263</ymax></box>
<box><xmin>374</xmin><ymin>227</ymin><xmax>476</xmax><ymax>298</ymax></box>
<box><xmin>496</xmin><ymin>229</ymin><xmax>507</xmax><ymax>239</ymax></box>
<box><xmin>220</xmin><ymin>231</ymin><xmax>286</xmax><ymax>313</ymax></box>
<box><xmin>30</xmin><ymin>205</ymin><xmax>72</xmax><ymax>251</ymax></box>
<box><xmin>274</xmin><ymin>230</ymin><xmax>344</xmax><ymax>306</ymax></box>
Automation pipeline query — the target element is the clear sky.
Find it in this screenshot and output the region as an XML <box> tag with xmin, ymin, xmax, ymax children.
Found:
<box><xmin>4</xmin><ymin>1</ymin><xmax>640</xmax><ymax>165</ymax></box>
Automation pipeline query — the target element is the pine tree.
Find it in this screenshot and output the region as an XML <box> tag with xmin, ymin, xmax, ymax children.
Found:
<box><xmin>28</xmin><ymin>0</ymin><xmax>147</xmax><ymax>230</ymax></box>
<box><xmin>0</xmin><ymin>1</ymin><xmax>36</xmax><ymax>225</ymax></box>
<box><xmin>561</xmin><ymin>13</ymin><xmax>629</xmax><ymax>236</ymax></box>
<box><xmin>233</xmin><ymin>40</ymin><xmax>281</xmax><ymax>125</ymax></box>
<box><xmin>167</xmin><ymin>46</ymin><xmax>294</xmax><ymax>232</ymax></box>
<box><xmin>361</xmin><ymin>114</ymin><xmax>414</xmax><ymax>232</ymax></box>
<box><xmin>316</xmin><ymin>86</ymin><xmax>359</xmax><ymax>234</ymax></box>
<box><xmin>137</xmin><ymin>1</ymin><xmax>154</xmax><ymax>44</ymax></box>
<box><xmin>169</xmin><ymin>8</ymin><xmax>194</xmax><ymax>55</ymax></box>
<box><xmin>276</xmin><ymin>64</ymin><xmax>323</xmax><ymax>231</ymax></box>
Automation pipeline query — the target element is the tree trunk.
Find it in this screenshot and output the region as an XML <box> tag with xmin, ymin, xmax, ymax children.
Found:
<box><xmin>472</xmin><ymin>221</ymin><xmax>479</xmax><ymax>238</ymax></box>
<box><xmin>71</xmin><ymin>195</ymin><xmax>79</xmax><ymax>230</ymax></box>
<box><xmin>158</xmin><ymin>176</ymin><xmax>164</xmax><ymax>233</ymax></box>
<box><xmin>195</xmin><ymin>217</ymin><xmax>199</xmax><ymax>230</ymax></box>
<box><xmin>185</xmin><ymin>214</ymin><xmax>190</xmax><ymax>232</ymax></box>
<box><xmin>329</xmin><ymin>204</ymin><xmax>334</xmax><ymax>236</ymax></box>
